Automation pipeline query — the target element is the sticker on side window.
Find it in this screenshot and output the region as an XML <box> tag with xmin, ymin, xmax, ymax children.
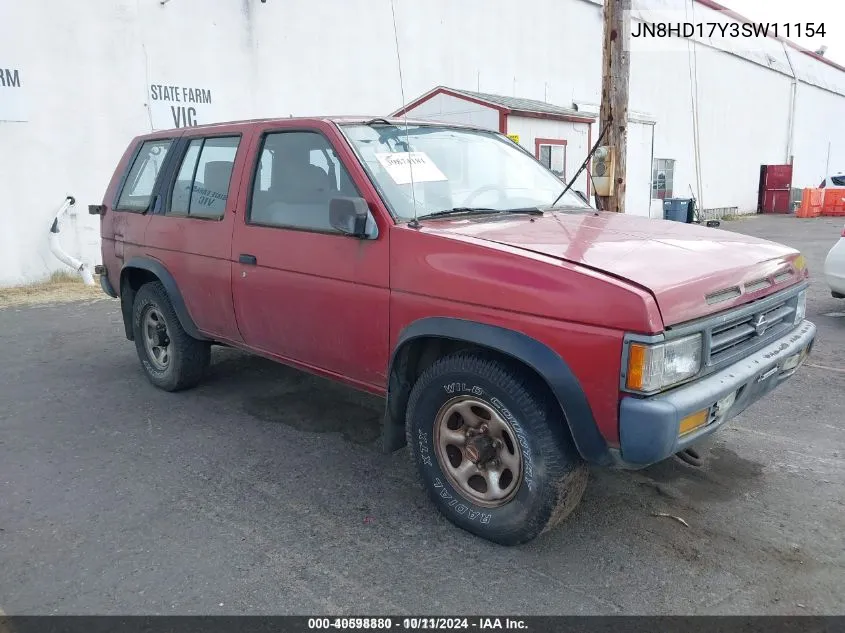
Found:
<box><xmin>375</xmin><ymin>152</ymin><xmax>447</xmax><ymax>185</ymax></box>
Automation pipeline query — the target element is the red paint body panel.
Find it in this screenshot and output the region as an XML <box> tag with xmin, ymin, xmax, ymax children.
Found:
<box><xmin>389</xmin><ymin>225</ymin><xmax>662</xmax><ymax>333</ymax></box>
<box><xmin>389</xmin><ymin>288</ymin><xmax>626</xmax><ymax>443</ymax></box>
<box><xmin>418</xmin><ymin>211</ymin><xmax>804</xmax><ymax>326</ymax></box>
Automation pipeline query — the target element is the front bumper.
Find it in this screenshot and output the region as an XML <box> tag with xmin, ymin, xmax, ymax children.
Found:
<box><xmin>615</xmin><ymin>319</ymin><xmax>816</xmax><ymax>468</ymax></box>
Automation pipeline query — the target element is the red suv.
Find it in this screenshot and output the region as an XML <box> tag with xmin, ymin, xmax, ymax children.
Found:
<box><xmin>93</xmin><ymin>117</ymin><xmax>815</xmax><ymax>545</ymax></box>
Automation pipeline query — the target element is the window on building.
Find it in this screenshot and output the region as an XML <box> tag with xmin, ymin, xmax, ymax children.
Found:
<box><xmin>652</xmin><ymin>158</ymin><xmax>675</xmax><ymax>199</ymax></box>
<box><xmin>537</xmin><ymin>141</ymin><xmax>567</xmax><ymax>179</ymax></box>
<box><xmin>249</xmin><ymin>131</ymin><xmax>359</xmax><ymax>232</ymax></box>
<box><xmin>116</xmin><ymin>139</ymin><xmax>172</xmax><ymax>211</ymax></box>
<box><xmin>170</xmin><ymin>136</ymin><xmax>240</xmax><ymax>219</ymax></box>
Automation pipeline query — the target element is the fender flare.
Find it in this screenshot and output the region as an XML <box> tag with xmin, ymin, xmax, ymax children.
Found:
<box><xmin>120</xmin><ymin>257</ymin><xmax>207</xmax><ymax>341</ymax></box>
<box><xmin>386</xmin><ymin>317</ymin><xmax>613</xmax><ymax>466</ymax></box>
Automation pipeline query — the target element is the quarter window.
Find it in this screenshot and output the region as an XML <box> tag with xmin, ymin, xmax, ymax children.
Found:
<box><xmin>170</xmin><ymin>136</ymin><xmax>240</xmax><ymax>219</ymax></box>
<box><xmin>116</xmin><ymin>139</ymin><xmax>172</xmax><ymax>211</ymax></box>
<box><xmin>249</xmin><ymin>131</ymin><xmax>359</xmax><ymax>232</ymax></box>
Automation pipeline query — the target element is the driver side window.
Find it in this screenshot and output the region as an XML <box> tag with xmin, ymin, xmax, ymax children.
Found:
<box><xmin>248</xmin><ymin>131</ymin><xmax>361</xmax><ymax>233</ymax></box>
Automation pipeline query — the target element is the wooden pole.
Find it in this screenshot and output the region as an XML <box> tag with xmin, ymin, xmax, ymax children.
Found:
<box><xmin>597</xmin><ymin>0</ymin><xmax>631</xmax><ymax>213</ymax></box>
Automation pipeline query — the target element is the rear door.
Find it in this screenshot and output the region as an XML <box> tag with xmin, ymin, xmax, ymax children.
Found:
<box><xmin>143</xmin><ymin>125</ymin><xmax>255</xmax><ymax>342</ymax></box>
<box><xmin>230</xmin><ymin>120</ymin><xmax>391</xmax><ymax>390</ymax></box>
<box><xmin>106</xmin><ymin>137</ymin><xmax>177</xmax><ymax>267</ymax></box>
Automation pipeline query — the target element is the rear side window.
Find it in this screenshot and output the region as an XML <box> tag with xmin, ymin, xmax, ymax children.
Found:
<box><xmin>116</xmin><ymin>139</ymin><xmax>172</xmax><ymax>211</ymax></box>
<box><xmin>832</xmin><ymin>176</ymin><xmax>845</xmax><ymax>186</ymax></box>
<box><xmin>170</xmin><ymin>136</ymin><xmax>240</xmax><ymax>219</ymax></box>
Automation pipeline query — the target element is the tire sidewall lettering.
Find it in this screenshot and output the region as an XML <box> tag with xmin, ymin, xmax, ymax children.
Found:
<box><xmin>436</xmin><ymin>382</ymin><xmax>536</xmax><ymax>492</ymax></box>
<box><xmin>415</xmin><ymin>378</ymin><xmax>541</xmax><ymax>527</ymax></box>
<box><xmin>432</xmin><ymin>477</ymin><xmax>492</xmax><ymax>524</ymax></box>
<box><xmin>489</xmin><ymin>396</ymin><xmax>535</xmax><ymax>492</ymax></box>
<box><xmin>417</xmin><ymin>429</ymin><xmax>433</xmax><ymax>467</ymax></box>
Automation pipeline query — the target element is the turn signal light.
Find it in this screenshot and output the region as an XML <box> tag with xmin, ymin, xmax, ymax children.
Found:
<box><xmin>626</xmin><ymin>344</ymin><xmax>647</xmax><ymax>391</ymax></box>
<box><xmin>679</xmin><ymin>409</ymin><xmax>709</xmax><ymax>436</ymax></box>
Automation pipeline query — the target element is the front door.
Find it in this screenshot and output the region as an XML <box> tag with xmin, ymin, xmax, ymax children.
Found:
<box><xmin>231</xmin><ymin>122</ymin><xmax>390</xmax><ymax>390</ymax></box>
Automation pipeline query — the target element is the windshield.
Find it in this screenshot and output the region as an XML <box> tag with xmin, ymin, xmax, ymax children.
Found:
<box><xmin>340</xmin><ymin>123</ymin><xmax>590</xmax><ymax>220</ymax></box>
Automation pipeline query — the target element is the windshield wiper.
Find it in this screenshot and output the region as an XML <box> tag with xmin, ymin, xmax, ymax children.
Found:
<box><xmin>549</xmin><ymin>119</ymin><xmax>610</xmax><ymax>208</ymax></box>
<box><xmin>420</xmin><ymin>206</ymin><xmax>543</xmax><ymax>220</ymax></box>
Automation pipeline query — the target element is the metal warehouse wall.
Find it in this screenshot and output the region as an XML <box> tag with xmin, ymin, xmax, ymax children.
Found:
<box><xmin>1</xmin><ymin>0</ymin><xmax>843</xmax><ymax>286</ymax></box>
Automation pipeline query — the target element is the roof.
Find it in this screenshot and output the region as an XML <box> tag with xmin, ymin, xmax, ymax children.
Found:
<box><xmin>392</xmin><ymin>86</ymin><xmax>596</xmax><ymax>123</ymax></box>
<box><xmin>447</xmin><ymin>88</ymin><xmax>594</xmax><ymax>119</ymax></box>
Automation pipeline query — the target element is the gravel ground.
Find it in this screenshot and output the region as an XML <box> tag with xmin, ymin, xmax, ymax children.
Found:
<box><xmin>0</xmin><ymin>214</ymin><xmax>843</xmax><ymax>615</ymax></box>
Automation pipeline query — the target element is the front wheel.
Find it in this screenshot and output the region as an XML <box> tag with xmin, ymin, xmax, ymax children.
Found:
<box><xmin>406</xmin><ymin>353</ymin><xmax>588</xmax><ymax>545</ymax></box>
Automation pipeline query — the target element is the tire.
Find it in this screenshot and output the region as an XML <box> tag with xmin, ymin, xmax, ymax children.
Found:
<box><xmin>406</xmin><ymin>352</ymin><xmax>588</xmax><ymax>545</ymax></box>
<box><xmin>131</xmin><ymin>281</ymin><xmax>210</xmax><ymax>392</ymax></box>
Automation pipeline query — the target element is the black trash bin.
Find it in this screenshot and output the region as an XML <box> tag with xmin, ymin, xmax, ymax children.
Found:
<box><xmin>663</xmin><ymin>198</ymin><xmax>695</xmax><ymax>223</ymax></box>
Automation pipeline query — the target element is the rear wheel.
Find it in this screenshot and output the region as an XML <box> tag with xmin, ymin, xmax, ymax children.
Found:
<box><xmin>406</xmin><ymin>352</ymin><xmax>588</xmax><ymax>545</ymax></box>
<box><xmin>131</xmin><ymin>281</ymin><xmax>210</xmax><ymax>391</ymax></box>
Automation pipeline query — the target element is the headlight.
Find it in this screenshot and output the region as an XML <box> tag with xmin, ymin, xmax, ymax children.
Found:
<box><xmin>794</xmin><ymin>290</ymin><xmax>807</xmax><ymax>325</ymax></box>
<box><xmin>626</xmin><ymin>334</ymin><xmax>703</xmax><ymax>393</ymax></box>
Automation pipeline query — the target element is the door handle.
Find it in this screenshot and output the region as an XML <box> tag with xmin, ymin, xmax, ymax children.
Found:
<box><xmin>239</xmin><ymin>254</ymin><xmax>257</xmax><ymax>265</ymax></box>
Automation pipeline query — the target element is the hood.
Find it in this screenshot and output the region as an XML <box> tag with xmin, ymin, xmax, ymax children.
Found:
<box><xmin>423</xmin><ymin>211</ymin><xmax>805</xmax><ymax>325</ymax></box>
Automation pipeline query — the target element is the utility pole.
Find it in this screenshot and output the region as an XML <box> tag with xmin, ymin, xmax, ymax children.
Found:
<box><xmin>597</xmin><ymin>0</ymin><xmax>631</xmax><ymax>213</ymax></box>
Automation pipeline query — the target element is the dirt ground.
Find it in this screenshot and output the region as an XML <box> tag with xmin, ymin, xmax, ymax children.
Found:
<box><xmin>0</xmin><ymin>272</ymin><xmax>103</xmax><ymax>309</ymax></box>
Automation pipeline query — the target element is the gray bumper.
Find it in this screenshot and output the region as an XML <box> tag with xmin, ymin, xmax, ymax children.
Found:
<box><xmin>616</xmin><ymin>319</ymin><xmax>816</xmax><ymax>467</ymax></box>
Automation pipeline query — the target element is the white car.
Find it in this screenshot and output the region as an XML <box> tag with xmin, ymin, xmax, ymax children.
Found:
<box><xmin>824</xmin><ymin>224</ymin><xmax>845</xmax><ymax>298</ymax></box>
<box><xmin>820</xmin><ymin>173</ymin><xmax>845</xmax><ymax>188</ymax></box>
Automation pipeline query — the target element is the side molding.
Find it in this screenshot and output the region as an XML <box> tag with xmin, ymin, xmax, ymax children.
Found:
<box><xmin>387</xmin><ymin>317</ymin><xmax>613</xmax><ymax>466</ymax></box>
<box><xmin>121</xmin><ymin>257</ymin><xmax>208</xmax><ymax>341</ymax></box>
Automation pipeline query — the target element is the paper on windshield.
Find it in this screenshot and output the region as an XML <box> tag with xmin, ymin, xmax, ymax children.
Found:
<box><xmin>375</xmin><ymin>152</ymin><xmax>447</xmax><ymax>185</ymax></box>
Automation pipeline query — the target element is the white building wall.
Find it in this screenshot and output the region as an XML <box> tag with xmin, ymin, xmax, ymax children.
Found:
<box><xmin>630</xmin><ymin>42</ymin><xmax>793</xmax><ymax>212</ymax></box>
<box><xmin>792</xmin><ymin>83</ymin><xmax>845</xmax><ymax>187</ymax></box>
<box><xmin>504</xmin><ymin>117</ymin><xmax>593</xmax><ymax>201</ymax></box>
<box><xmin>2</xmin><ymin>0</ymin><xmax>844</xmax><ymax>286</ymax></box>
<box><xmin>625</xmin><ymin>121</ymin><xmax>659</xmax><ymax>217</ymax></box>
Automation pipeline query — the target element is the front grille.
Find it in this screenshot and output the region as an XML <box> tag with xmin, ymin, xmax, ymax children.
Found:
<box><xmin>704</xmin><ymin>290</ymin><xmax>801</xmax><ymax>367</ymax></box>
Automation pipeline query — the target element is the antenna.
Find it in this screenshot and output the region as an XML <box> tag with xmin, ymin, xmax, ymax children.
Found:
<box><xmin>390</xmin><ymin>0</ymin><xmax>419</xmax><ymax>228</ymax></box>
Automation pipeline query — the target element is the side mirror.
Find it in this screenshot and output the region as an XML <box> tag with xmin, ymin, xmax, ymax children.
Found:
<box><xmin>330</xmin><ymin>197</ymin><xmax>371</xmax><ymax>238</ymax></box>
